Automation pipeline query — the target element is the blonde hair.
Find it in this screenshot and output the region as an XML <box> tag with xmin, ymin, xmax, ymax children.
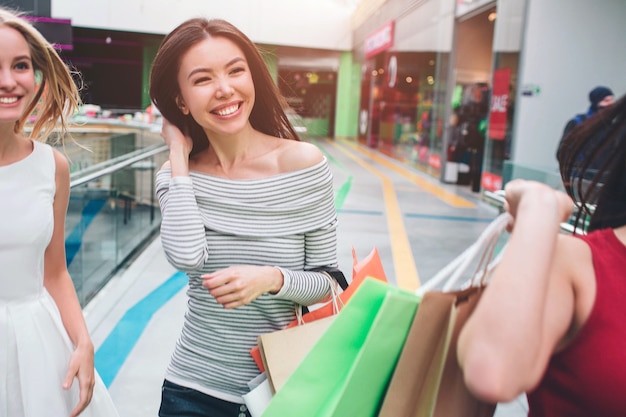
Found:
<box><xmin>0</xmin><ymin>7</ymin><xmax>81</xmax><ymax>144</ymax></box>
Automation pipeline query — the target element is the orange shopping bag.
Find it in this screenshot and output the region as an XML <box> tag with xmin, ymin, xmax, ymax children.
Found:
<box><xmin>250</xmin><ymin>247</ymin><xmax>388</xmax><ymax>371</ymax></box>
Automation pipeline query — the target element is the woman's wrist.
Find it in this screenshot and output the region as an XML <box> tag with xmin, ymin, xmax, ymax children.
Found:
<box><xmin>269</xmin><ymin>266</ymin><xmax>285</xmax><ymax>294</ymax></box>
<box><xmin>168</xmin><ymin>147</ymin><xmax>191</xmax><ymax>176</ymax></box>
<box><xmin>518</xmin><ymin>186</ymin><xmax>562</xmax><ymax>227</ymax></box>
<box><xmin>74</xmin><ymin>337</ymin><xmax>95</xmax><ymax>354</ymax></box>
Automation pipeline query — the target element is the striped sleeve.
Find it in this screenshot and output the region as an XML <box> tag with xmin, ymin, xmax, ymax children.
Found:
<box><xmin>156</xmin><ymin>172</ymin><xmax>209</xmax><ymax>271</ymax></box>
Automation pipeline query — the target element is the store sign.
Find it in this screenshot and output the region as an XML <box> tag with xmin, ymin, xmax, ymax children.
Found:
<box><xmin>481</xmin><ymin>171</ymin><xmax>503</xmax><ymax>191</ymax></box>
<box><xmin>488</xmin><ymin>68</ymin><xmax>511</xmax><ymax>140</ymax></box>
<box><xmin>428</xmin><ymin>154</ymin><xmax>441</xmax><ymax>170</ymax></box>
<box><xmin>365</xmin><ymin>21</ymin><xmax>394</xmax><ymax>59</ymax></box>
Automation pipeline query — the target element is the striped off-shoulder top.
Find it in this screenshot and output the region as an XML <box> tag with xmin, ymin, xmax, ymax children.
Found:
<box><xmin>155</xmin><ymin>157</ymin><xmax>339</xmax><ymax>403</ymax></box>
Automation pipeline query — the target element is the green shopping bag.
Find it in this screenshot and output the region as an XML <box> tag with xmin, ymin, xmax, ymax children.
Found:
<box><xmin>262</xmin><ymin>278</ymin><xmax>421</xmax><ymax>417</ymax></box>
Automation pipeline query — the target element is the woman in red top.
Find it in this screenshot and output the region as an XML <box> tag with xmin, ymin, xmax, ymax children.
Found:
<box><xmin>458</xmin><ymin>93</ymin><xmax>626</xmax><ymax>416</ymax></box>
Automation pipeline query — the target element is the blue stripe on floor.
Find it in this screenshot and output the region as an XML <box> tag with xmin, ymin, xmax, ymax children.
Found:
<box><xmin>404</xmin><ymin>213</ymin><xmax>495</xmax><ymax>223</ymax></box>
<box><xmin>95</xmin><ymin>271</ymin><xmax>188</xmax><ymax>387</ymax></box>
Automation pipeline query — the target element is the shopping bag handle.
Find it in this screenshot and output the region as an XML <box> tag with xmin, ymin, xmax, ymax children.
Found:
<box><xmin>295</xmin><ymin>272</ymin><xmax>343</xmax><ymax>325</ymax></box>
<box><xmin>416</xmin><ymin>212</ymin><xmax>511</xmax><ymax>296</ymax></box>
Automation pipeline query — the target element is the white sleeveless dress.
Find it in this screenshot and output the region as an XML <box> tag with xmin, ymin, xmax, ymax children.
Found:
<box><xmin>0</xmin><ymin>141</ymin><xmax>119</xmax><ymax>417</ymax></box>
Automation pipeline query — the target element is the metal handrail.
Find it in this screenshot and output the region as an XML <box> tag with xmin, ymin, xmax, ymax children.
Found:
<box><xmin>483</xmin><ymin>190</ymin><xmax>581</xmax><ymax>235</ymax></box>
<box><xmin>68</xmin><ymin>143</ymin><xmax>164</xmax><ymax>180</ymax></box>
<box><xmin>70</xmin><ymin>145</ymin><xmax>168</xmax><ymax>188</ymax></box>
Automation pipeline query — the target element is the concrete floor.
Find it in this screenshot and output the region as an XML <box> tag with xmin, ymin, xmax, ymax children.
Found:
<box><xmin>84</xmin><ymin>137</ymin><xmax>528</xmax><ymax>417</ymax></box>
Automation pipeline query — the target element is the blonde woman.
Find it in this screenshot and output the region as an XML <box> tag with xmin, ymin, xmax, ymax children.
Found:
<box><xmin>0</xmin><ymin>8</ymin><xmax>118</xmax><ymax>417</ymax></box>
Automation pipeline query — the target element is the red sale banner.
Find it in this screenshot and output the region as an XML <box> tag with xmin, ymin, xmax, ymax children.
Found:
<box><xmin>488</xmin><ymin>68</ymin><xmax>511</xmax><ymax>140</ymax></box>
<box><xmin>481</xmin><ymin>171</ymin><xmax>503</xmax><ymax>191</ymax></box>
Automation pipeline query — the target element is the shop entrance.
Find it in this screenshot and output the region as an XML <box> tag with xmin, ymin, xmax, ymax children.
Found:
<box><xmin>445</xmin><ymin>4</ymin><xmax>496</xmax><ymax>191</ymax></box>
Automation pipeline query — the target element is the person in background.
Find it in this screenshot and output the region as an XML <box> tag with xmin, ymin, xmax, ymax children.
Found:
<box><xmin>0</xmin><ymin>7</ymin><xmax>119</xmax><ymax>417</ymax></box>
<box><xmin>560</xmin><ymin>86</ymin><xmax>614</xmax><ymax>142</ymax></box>
<box><xmin>458</xmin><ymin>94</ymin><xmax>626</xmax><ymax>416</ymax></box>
<box><xmin>557</xmin><ymin>86</ymin><xmax>615</xmax><ymax>183</ymax></box>
<box><xmin>149</xmin><ymin>17</ymin><xmax>340</xmax><ymax>417</ymax></box>
<box><xmin>455</xmin><ymin>83</ymin><xmax>489</xmax><ymax>192</ymax></box>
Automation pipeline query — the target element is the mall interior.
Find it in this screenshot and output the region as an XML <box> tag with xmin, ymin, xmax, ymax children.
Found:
<box><xmin>8</xmin><ymin>0</ymin><xmax>625</xmax><ymax>191</ymax></box>
<box><xmin>2</xmin><ymin>0</ymin><xmax>626</xmax><ymax>416</ymax></box>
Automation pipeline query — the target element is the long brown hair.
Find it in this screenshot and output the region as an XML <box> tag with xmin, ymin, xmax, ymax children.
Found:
<box><xmin>0</xmin><ymin>8</ymin><xmax>81</xmax><ymax>144</ymax></box>
<box><xmin>559</xmin><ymin>94</ymin><xmax>626</xmax><ymax>232</ymax></box>
<box><xmin>149</xmin><ymin>18</ymin><xmax>299</xmax><ymax>156</ymax></box>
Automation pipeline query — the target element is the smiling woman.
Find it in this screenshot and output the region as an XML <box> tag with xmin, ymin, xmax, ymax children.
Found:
<box><xmin>0</xmin><ymin>7</ymin><xmax>119</xmax><ymax>417</ymax></box>
<box><xmin>148</xmin><ymin>18</ymin><xmax>343</xmax><ymax>417</ymax></box>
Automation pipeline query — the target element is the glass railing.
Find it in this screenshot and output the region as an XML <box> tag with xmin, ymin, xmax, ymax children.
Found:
<box><xmin>57</xmin><ymin>122</ymin><xmax>168</xmax><ymax>306</ymax></box>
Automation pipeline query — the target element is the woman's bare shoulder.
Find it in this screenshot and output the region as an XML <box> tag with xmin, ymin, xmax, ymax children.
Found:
<box><xmin>51</xmin><ymin>147</ymin><xmax>70</xmax><ymax>177</ymax></box>
<box><xmin>553</xmin><ymin>233</ymin><xmax>593</xmax><ymax>280</ymax></box>
<box><xmin>277</xmin><ymin>139</ymin><xmax>324</xmax><ymax>172</ymax></box>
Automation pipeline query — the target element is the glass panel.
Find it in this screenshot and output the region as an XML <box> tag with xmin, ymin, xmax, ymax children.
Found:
<box><xmin>60</xmin><ymin>125</ymin><xmax>168</xmax><ymax>306</ymax></box>
<box><xmin>356</xmin><ymin>51</ymin><xmax>446</xmax><ymax>177</ymax></box>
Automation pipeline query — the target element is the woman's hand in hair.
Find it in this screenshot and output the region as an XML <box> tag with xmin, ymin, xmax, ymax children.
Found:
<box><xmin>161</xmin><ymin>118</ymin><xmax>193</xmax><ymax>157</ymax></box>
<box><xmin>161</xmin><ymin>118</ymin><xmax>193</xmax><ymax>176</ymax></box>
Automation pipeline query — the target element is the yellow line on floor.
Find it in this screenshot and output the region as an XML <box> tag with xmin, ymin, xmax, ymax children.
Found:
<box><xmin>337</xmin><ymin>138</ymin><xmax>475</xmax><ymax>208</ymax></box>
<box><xmin>326</xmin><ymin>139</ymin><xmax>420</xmax><ymax>291</ymax></box>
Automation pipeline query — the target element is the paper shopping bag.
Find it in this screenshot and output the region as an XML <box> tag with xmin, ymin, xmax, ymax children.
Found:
<box><xmin>378</xmin><ymin>285</ymin><xmax>496</xmax><ymax>417</ymax></box>
<box><xmin>258</xmin><ymin>315</ymin><xmax>335</xmax><ymax>393</ymax></box>
<box><xmin>379</xmin><ymin>213</ymin><xmax>509</xmax><ymax>417</ymax></box>
<box><xmin>262</xmin><ymin>278</ymin><xmax>420</xmax><ymax>417</ymax></box>
<box><xmin>250</xmin><ymin>247</ymin><xmax>388</xmax><ymax>371</ymax></box>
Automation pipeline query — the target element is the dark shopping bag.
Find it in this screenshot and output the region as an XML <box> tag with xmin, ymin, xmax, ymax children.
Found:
<box><xmin>379</xmin><ymin>213</ymin><xmax>511</xmax><ymax>417</ymax></box>
<box><xmin>261</xmin><ymin>278</ymin><xmax>420</xmax><ymax>417</ymax></box>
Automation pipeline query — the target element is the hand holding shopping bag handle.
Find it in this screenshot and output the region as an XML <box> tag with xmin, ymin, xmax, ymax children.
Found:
<box><xmin>417</xmin><ymin>212</ymin><xmax>512</xmax><ymax>295</ymax></box>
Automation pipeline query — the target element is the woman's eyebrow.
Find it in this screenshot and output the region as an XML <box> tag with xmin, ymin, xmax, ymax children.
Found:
<box><xmin>186</xmin><ymin>57</ymin><xmax>245</xmax><ymax>80</ymax></box>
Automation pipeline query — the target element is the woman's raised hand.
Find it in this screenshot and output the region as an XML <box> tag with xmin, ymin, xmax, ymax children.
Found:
<box><xmin>161</xmin><ymin>118</ymin><xmax>193</xmax><ymax>157</ymax></box>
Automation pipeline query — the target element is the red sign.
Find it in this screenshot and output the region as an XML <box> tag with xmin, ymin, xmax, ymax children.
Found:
<box><xmin>481</xmin><ymin>172</ymin><xmax>503</xmax><ymax>191</ymax></box>
<box><xmin>488</xmin><ymin>68</ymin><xmax>511</xmax><ymax>140</ymax></box>
<box><xmin>428</xmin><ymin>154</ymin><xmax>441</xmax><ymax>170</ymax></box>
<box><xmin>365</xmin><ymin>21</ymin><xmax>394</xmax><ymax>59</ymax></box>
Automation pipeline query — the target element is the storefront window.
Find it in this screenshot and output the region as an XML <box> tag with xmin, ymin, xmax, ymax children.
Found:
<box><xmin>278</xmin><ymin>69</ymin><xmax>337</xmax><ymax>137</ymax></box>
<box><xmin>357</xmin><ymin>51</ymin><xmax>445</xmax><ymax>173</ymax></box>
<box><xmin>482</xmin><ymin>52</ymin><xmax>518</xmax><ymax>191</ymax></box>
<box><xmin>427</xmin><ymin>51</ymin><xmax>451</xmax><ymax>175</ymax></box>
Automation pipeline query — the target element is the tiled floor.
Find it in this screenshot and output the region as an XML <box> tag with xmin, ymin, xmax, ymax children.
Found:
<box><xmin>84</xmin><ymin>137</ymin><xmax>528</xmax><ymax>417</ymax></box>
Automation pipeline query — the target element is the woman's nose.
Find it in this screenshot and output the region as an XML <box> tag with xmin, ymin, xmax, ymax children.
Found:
<box><xmin>0</xmin><ymin>68</ymin><xmax>17</xmax><ymax>90</ymax></box>
<box><xmin>215</xmin><ymin>78</ymin><xmax>234</xmax><ymax>99</ymax></box>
